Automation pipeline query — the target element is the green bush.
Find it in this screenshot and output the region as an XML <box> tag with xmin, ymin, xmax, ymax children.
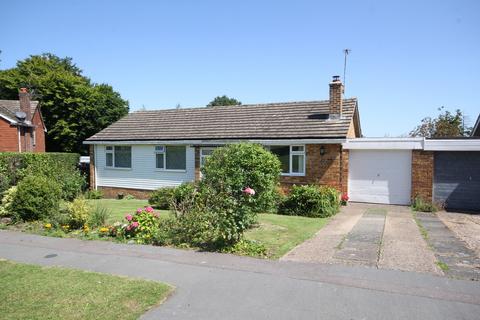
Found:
<box><xmin>279</xmin><ymin>185</ymin><xmax>340</xmax><ymax>218</ymax></box>
<box><xmin>84</xmin><ymin>189</ymin><xmax>103</xmax><ymax>200</ymax></box>
<box><xmin>66</xmin><ymin>197</ymin><xmax>91</xmax><ymax>229</ymax></box>
<box><xmin>0</xmin><ymin>186</ymin><xmax>17</xmax><ymax>217</ymax></box>
<box><xmin>11</xmin><ymin>175</ymin><xmax>62</xmax><ymax>221</ymax></box>
<box><xmin>171</xmin><ymin>182</ymin><xmax>201</xmax><ymax>217</ymax></box>
<box><xmin>0</xmin><ymin>152</ymin><xmax>85</xmax><ymax>200</ymax></box>
<box><xmin>148</xmin><ymin>187</ymin><xmax>175</xmax><ymax>209</ymax></box>
<box><xmin>88</xmin><ymin>205</ymin><xmax>110</xmax><ymax>227</ymax></box>
<box><xmin>222</xmin><ymin>239</ymin><xmax>267</xmax><ymax>257</ymax></box>
<box><xmin>201</xmin><ymin>143</ymin><xmax>282</xmax><ymax>214</ymax></box>
<box><xmin>412</xmin><ymin>196</ymin><xmax>438</xmax><ymax>212</ymax></box>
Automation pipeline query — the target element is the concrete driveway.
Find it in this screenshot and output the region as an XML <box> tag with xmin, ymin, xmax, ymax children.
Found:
<box><xmin>282</xmin><ymin>203</ymin><xmax>480</xmax><ymax>280</ymax></box>
<box><xmin>1</xmin><ymin>230</ymin><xmax>480</xmax><ymax>319</ymax></box>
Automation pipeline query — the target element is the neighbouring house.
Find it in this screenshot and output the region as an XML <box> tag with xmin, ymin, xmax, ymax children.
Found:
<box><xmin>85</xmin><ymin>78</ymin><xmax>480</xmax><ymax>212</ymax></box>
<box><xmin>472</xmin><ymin>114</ymin><xmax>480</xmax><ymax>137</ymax></box>
<box><xmin>85</xmin><ymin>76</ymin><xmax>361</xmax><ymax>198</ymax></box>
<box><xmin>0</xmin><ymin>88</ymin><xmax>46</xmax><ymax>152</ymax></box>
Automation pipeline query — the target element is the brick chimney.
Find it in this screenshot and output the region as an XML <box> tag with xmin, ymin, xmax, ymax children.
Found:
<box><xmin>329</xmin><ymin>75</ymin><xmax>343</xmax><ymax>116</ymax></box>
<box><xmin>19</xmin><ymin>88</ymin><xmax>31</xmax><ymax>122</ymax></box>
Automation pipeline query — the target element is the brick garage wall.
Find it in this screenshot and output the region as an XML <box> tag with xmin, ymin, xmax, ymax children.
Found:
<box><xmin>411</xmin><ymin>150</ymin><xmax>433</xmax><ymax>202</ymax></box>
<box><xmin>0</xmin><ymin>118</ymin><xmax>19</xmax><ymax>152</ymax></box>
<box><xmin>98</xmin><ymin>186</ymin><xmax>152</xmax><ymax>200</ymax></box>
<box><xmin>280</xmin><ymin>144</ymin><xmax>348</xmax><ymax>193</ymax></box>
<box><xmin>32</xmin><ymin>110</ymin><xmax>45</xmax><ymax>152</ymax></box>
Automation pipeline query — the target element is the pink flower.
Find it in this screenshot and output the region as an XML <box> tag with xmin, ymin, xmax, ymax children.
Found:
<box><xmin>126</xmin><ymin>225</ymin><xmax>132</xmax><ymax>231</ymax></box>
<box><xmin>136</xmin><ymin>208</ymin><xmax>143</xmax><ymax>214</ymax></box>
<box><xmin>132</xmin><ymin>221</ymin><xmax>139</xmax><ymax>228</ymax></box>
<box><xmin>145</xmin><ymin>206</ymin><xmax>154</xmax><ymax>213</ymax></box>
<box><xmin>242</xmin><ymin>187</ymin><xmax>255</xmax><ymax>196</ymax></box>
<box><xmin>125</xmin><ymin>214</ymin><xmax>133</xmax><ymax>221</ymax></box>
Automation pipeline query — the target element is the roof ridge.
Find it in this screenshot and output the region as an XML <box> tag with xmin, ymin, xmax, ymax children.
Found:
<box><xmin>133</xmin><ymin>97</ymin><xmax>357</xmax><ymax>113</ymax></box>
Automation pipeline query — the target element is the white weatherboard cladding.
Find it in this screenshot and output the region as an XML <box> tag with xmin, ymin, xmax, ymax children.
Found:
<box><xmin>96</xmin><ymin>145</ymin><xmax>195</xmax><ymax>190</ymax></box>
<box><xmin>348</xmin><ymin>150</ymin><xmax>412</xmax><ymax>205</ymax></box>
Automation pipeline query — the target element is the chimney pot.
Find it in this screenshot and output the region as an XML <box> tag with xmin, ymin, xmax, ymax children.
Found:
<box><xmin>332</xmin><ymin>75</ymin><xmax>340</xmax><ymax>82</ymax></box>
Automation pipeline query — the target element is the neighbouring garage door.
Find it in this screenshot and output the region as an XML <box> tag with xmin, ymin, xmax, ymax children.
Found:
<box><xmin>434</xmin><ymin>151</ymin><xmax>480</xmax><ymax>212</ymax></box>
<box><xmin>349</xmin><ymin>150</ymin><xmax>412</xmax><ymax>205</ymax></box>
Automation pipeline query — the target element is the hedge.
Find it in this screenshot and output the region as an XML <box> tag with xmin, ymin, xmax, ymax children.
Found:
<box><xmin>0</xmin><ymin>152</ymin><xmax>84</xmax><ymax>200</ymax></box>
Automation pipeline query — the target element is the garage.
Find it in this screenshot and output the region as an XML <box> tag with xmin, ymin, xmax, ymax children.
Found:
<box><xmin>433</xmin><ymin>151</ymin><xmax>480</xmax><ymax>212</ymax></box>
<box><xmin>348</xmin><ymin>149</ymin><xmax>413</xmax><ymax>205</ymax></box>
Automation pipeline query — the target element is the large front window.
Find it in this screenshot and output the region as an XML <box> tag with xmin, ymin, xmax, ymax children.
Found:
<box><xmin>155</xmin><ymin>145</ymin><xmax>186</xmax><ymax>170</ymax></box>
<box><xmin>105</xmin><ymin>146</ymin><xmax>131</xmax><ymax>168</ymax></box>
<box><xmin>268</xmin><ymin>145</ymin><xmax>305</xmax><ymax>175</ymax></box>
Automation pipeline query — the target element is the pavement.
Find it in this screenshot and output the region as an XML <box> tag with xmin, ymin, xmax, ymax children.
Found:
<box><xmin>1</xmin><ymin>230</ymin><xmax>480</xmax><ymax>319</ymax></box>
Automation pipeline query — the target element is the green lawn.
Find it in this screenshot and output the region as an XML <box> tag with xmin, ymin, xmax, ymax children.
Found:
<box><xmin>87</xmin><ymin>199</ymin><xmax>170</xmax><ymax>224</ymax></box>
<box><xmin>88</xmin><ymin>199</ymin><xmax>329</xmax><ymax>259</ymax></box>
<box><xmin>246</xmin><ymin>214</ymin><xmax>329</xmax><ymax>258</ymax></box>
<box><xmin>0</xmin><ymin>259</ymin><xmax>173</xmax><ymax>320</ymax></box>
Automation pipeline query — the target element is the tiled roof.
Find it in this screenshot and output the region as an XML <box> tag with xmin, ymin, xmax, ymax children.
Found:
<box><xmin>86</xmin><ymin>98</ymin><xmax>358</xmax><ymax>141</ymax></box>
<box><xmin>0</xmin><ymin>100</ymin><xmax>39</xmax><ymax>122</ymax></box>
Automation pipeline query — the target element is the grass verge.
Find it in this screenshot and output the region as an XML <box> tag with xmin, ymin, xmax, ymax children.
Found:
<box><xmin>0</xmin><ymin>259</ymin><xmax>173</xmax><ymax>320</ymax></box>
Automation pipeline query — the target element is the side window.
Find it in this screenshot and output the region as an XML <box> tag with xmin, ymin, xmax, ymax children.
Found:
<box><xmin>106</xmin><ymin>146</ymin><xmax>113</xmax><ymax>167</ymax></box>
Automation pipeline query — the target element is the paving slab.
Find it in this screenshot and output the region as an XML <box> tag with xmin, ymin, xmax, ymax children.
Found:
<box><xmin>437</xmin><ymin>211</ymin><xmax>480</xmax><ymax>258</ymax></box>
<box><xmin>332</xmin><ymin>207</ymin><xmax>386</xmax><ymax>266</ymax></box>
<box><xmin>416</xmin><ymin>212</ymin><xmax>480</xmax><ymax>281</ymax></box>
<box><xmin>281</xmin><ymin>204</ymin><xmax>364</xmax><ymax>263</ymax></box>
<box><xmin>379</xmin><ymin>206</ymin><xmax>441</xmax><ymax>274</ymax></box>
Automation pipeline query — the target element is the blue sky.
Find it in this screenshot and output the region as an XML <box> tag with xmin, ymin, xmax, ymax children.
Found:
<box><xmin>1</xmin><ymin>0</ymin><xmax>479</xmax><ymax>137</ymax></box>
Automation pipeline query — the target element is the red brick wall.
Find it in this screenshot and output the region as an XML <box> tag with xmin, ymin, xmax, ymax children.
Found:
<box><xmin>0</xmin><ymin>118</ymin><xmax>19</xmax><ymax>152</ymax></box>
<box><xmin>411</xmin><ymin>150</ymin><xmax>433</xmax><ymax>202</ymax></box>
<box><xmin>98</xmin><ymin>186</ymin><xmax>152</xmax><ymax>200</ymax></box>
<box><xmin>31</xmin><ymin>110</ymin><xmax>45</xmax><ymax>152</ymax></box>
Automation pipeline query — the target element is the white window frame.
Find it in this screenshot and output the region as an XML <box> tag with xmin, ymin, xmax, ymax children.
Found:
<box><xmin>266</xmin><ymin>144</ymin><xmax>306</xmax><ymax>176</ymax></box>
<box><xmin>105</xmin><ymin>145</ymin><xmax>132</xmax><ymax>170</ymax></box>
<box><xmin>155</xmin><ymin>145</ymin><xmax>187</xmax><ymax>172</ymax></box>
<box><xmin>200</xmin><ymin>147</ymin><xmax>216</xmax><ymax>168</ymax></box>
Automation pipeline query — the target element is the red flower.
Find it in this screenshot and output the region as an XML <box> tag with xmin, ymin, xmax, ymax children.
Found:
<box><xmin>341</xmin><ymin>193</ymin><xmax>349</xmax><ymax>201</ymax></box>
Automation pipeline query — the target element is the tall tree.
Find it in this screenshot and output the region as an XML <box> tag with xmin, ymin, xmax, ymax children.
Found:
<box><xmin>410</xmin><ymin>107</ymin><xmax>471</xmax><ymax>138</ymax></box>
<box><xmin>0</xmin><ymin>53</ymin><xmax>129</xmax><ymax>154</ymax></box>
<box><xmin>207</xmin><ymin>95</ymin><xmax>241</xmax><ymax>107</ymax></box>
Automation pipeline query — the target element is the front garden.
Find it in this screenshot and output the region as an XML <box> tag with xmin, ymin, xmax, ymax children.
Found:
<box><xmin>0</xmin><ymin>143</ymin><xmax>343</xmax><ymax>259</ymax></box>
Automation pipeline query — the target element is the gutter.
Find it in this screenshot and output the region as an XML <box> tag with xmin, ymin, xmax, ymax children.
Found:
<box><xmin>83</xmin><ymin>138</ymin><xmax>347</xmax><ymax>146</ymax></box>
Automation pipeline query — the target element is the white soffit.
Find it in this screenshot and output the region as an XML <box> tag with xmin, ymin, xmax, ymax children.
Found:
<box><xmin>343</xmin><ymin>138</ymin><xmax>424</xmax><ymax>150</ymax></box>
<box><xmin>424</xmin><ymin>139</ymin><xmax>480</xmax><ymax>151</ymax></box>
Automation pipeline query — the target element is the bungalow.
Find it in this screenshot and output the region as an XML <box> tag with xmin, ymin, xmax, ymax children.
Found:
<box><xmin>85</xmin><ymin>76</ymin><xmax>361</xmax><ymax>198</ymax></box>
<box><xmin>0</xmin><ymin>88</ymin><xmax>46</xmax><ymax>152</ymax></box>
<box><xmin>85</xmin><ymin>78</ymin><xmax>479</xmax><ymax>212</ymax></box>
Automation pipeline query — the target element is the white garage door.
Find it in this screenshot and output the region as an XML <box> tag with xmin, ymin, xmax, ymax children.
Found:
<box><xmin>348</xmin><ymin>150</ymin><xmax>412</xmax><ymax>205</ymax></box>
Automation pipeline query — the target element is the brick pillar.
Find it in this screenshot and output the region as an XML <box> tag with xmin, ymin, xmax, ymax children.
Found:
<box><xmin>341</xmin><ymin>148</ymin><xmax>349</xmax><ymax>195</ymax></box>
<box><xmin>194</xmin><ymin>146</ymin><xmax>201</xmax><ymax>181</ymax></box>
<box><xmin>89</xmin><ymin>145</ymin><xmax>96</xmax><ymax>190</ymax></box>
<box><xmin>411</xmin><ymin>150</ymin><xmax>433</xmax><ymax>202</ymax></box>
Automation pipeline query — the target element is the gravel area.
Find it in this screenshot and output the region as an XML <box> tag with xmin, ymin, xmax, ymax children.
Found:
<box><xmin>437</xmin><ymin>211</ymin><xmax>480</xmax><ymax>258</ymax></box>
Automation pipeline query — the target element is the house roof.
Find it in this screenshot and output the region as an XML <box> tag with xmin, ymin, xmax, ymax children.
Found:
<box><xmin>472</xmin><ymin>114</ymin><xmax>480</xmax><ymax>137</ymax></box>
<box><xmin>86</xmin><ymin>98</ymin><xmax>359</xmax><ymax>142</ymax></box>
<box><xmin>0</xmin><ymin>100</ymin><xmax>39</xmax><ymax>123</ymax></box>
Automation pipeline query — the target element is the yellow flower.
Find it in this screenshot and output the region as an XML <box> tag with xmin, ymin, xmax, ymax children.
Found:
<box><xmin>83</xmin><ymin>225</ymin><xmax>90</xmax><ymax>233</ymax></box>
<box><xmin>44</xmin><ymin>223</ymin><xmax>52</xmax><ymax>229</ymax></box>
<box><xmin>99</xmin><ymin>227</ymin><xmax>109</xmax><ymax>233</ymax></box>
<box><xmin>62</xmin><ymin>225</ymin><xmax>70</xmax><ymax>230</ymax></box>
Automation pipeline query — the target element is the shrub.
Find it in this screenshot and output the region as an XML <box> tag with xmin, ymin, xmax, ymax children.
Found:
<box><xmin>124</xmin><ymin>194</ymin><xmax>135</xmax><ymax>200</ymax></box>
<box><xmin>120</xmin><ymin>206</ymin><xmax>161</xmax><ymax>244</ymax></box>
<box><xmin>279</xmin><ymin>185</ymin><xmax>340</xmax><ymax>218</ymax></box>
<box><xmin>0</xmin><ymin>152</ymin><xmax>85</xmax><ymax>201</ymax></box>
<box><xmin>84</xmin><ymin>189</ymin><xmax>103</xmax><ymax>200</ymax></box>
<box><xmin>201</xmin><ymin>143</ymin><xmax>282</xmax><ymax>214</ymax></box>
<box><xmin>0</xmin><ymin>186</ymin><xmax>17</xmax><ymax>217</ymax></box>
<box><xmin>412</xmin><ymin>196</ymin><xmax>438</xmax><ymax>212</ymax></box>
<box><xmin>222</xmin><ymin>239</ymin><xmax>267</xmax><ymax>257</ymax></box>
<box><xmin>171</xmin><ymin>182</ymin><xmax>201</xmax><ymax>217</ymax></box>
<box><xmin>11</xmin><ymin>175</ymin><xmax>62</xmax><ymax>221</ymax></box>
<box><xmin>88</xmin><ymin>205</ymin><xmax>110</xmax><ymax>227</ymax></box>
<box><xmin>66</xmin><ymin>197</ymin><xmax>91</xmax><ymax>229</ymax></box>
<box><xmin>148</xmin><ymin>187</ymin><xmax>175</xmax><ymax>209</ymax></box>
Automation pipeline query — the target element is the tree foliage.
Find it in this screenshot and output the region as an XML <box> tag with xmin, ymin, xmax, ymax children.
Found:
<box><xmin>0</xmin><ymin>53</ymin><xmax>129</xmax><ymax>153</ymax></box>
<box><xmin>207</xmin><ymin>95</ymin><xmax>241</xmax><ymax>107</ymax></box>
<box><xmin>410</xmin><ymin>107</ymin><xmax>471</xmax><ymax>138</ymax></box>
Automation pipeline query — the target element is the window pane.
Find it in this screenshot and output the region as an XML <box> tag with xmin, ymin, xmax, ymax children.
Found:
<box><xmin>114</xmin><ymin>146</ymin><xmax>131</xmax><ymax>168</ymax></box>
<box><xmin>106</xmin><ymin>153</ymin><xmax>113</xmax><ymax>167</ymax></box>
<box><xmin>269</xmin><ymin>145</ymin><xmax>290</xmax><ymax>173</ymax></box>
<box><xmin>156</xmin><ymin>153</ymin><xmax>164</xmax><ymax>169</ymax></box>
<box><xmin>201</xmin><ymin>148</ymin><xmax>215</xmax><ymax>156</ymax></box>
<box><xmin>292</xmin><ymin>146</ymin><xmax>304</xmax><ymax>152</ymax></box>
<box><xmin>106</xmin><ymin>146</ymin><xmax>113</xmax><ymax>151</ymax></box>
<box><xmin>292</xmin><ymin>154</ymin><xmax>304</xmax><ymax>173</ymax></box>
<box><xmin>166</xmin><ymin>146</ymin><xmax>186</xmax><ymax>170</ymax></box>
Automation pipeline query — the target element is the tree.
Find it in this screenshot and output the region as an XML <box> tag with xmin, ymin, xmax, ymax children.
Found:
<box><xmin>410</xmin><ymin>107</ymin><xmax>471</xmax><ymax>138</ymax></box>
<box><xmin>207</xmin><ymin>95</ymin><xmax>241</xmax><ymax>107</ymax></box>
<box><xmin>0</xmin><ymin>53</ymin><xmax>129</xmax><ymax>154</ymax></box>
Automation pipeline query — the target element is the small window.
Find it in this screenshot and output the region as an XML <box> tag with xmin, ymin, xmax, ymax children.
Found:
<box><xmin>155</xmin><ymin>145</ymin><xmax>186</xmax><ymax>170</ymax></box>
<box><xmin>31</xmin><ymin>130</ymin><xmax>36</xmax><ymax>147</ymax></box>
<box><xmin>267</xmin><ymin>145</ymin><xmax>305</xmax><ymax>175</ymax></box>
<box><xmin>200</xmin><ymin>148</ymin><xmax>216</xmax><ymax>167</ymax></box>
<box><xmin>105</xmin><ymin>146</ymin><xmax>131</xmax><ymax>168</ymax></box>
